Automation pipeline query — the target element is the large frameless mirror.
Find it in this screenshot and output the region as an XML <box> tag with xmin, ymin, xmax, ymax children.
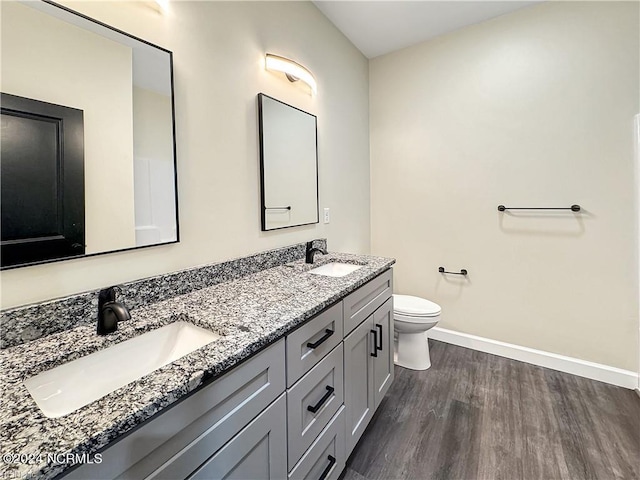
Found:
<box><xmin>258</xmin><ymin>93</ymin><xmax>318</xmax><ymax>231</ymax></box>
<box><xmin>0</xmin><ymin>0</ymin><xmax>179</xmax><ymax>269</ymax></box>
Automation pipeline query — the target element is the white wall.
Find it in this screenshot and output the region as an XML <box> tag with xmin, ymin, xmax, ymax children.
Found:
<box><xmin>133</xmin><ymin>86</ymin><xmax>177</xmax><ymax>246</ymax></box>
<box><xmin>1</xmin><ymin>1</ymin><xmax>136</xmax><ymax>254</ymax></box>
<box><xmin>370</xmin><ymin>1</ymin><xmax>639</xmax><ymax>371</ymax></box>
<box><xmin>0</xmin><ymin>1</ymin><xmax>370</xmax><ymax>309</ymax></box>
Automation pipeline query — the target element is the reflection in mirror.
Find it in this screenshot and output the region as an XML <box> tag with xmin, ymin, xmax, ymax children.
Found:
<box><xmin>0</xmin><ymin>0</ymin><xmax>178</xmax><ymax>269</ymax></box>
<box><xmin>258</xmin><ymin>94</ymin><xmax>318</xmax><ymax>231</ymax></box>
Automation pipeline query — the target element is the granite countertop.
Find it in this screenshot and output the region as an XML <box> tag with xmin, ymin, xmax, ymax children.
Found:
<box><xmin>0</xmin><ymin>252</ymin><xmax>394</xmax><ymax>479</ymax></box>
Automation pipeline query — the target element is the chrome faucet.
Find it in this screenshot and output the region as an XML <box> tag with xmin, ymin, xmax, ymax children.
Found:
<box><xmin>305</xmin><ymin>241</ymin><xmax>328</xmax><ymax>264</ymax></box>
<box><xmin>97</xmin><ymin>286</ymin><xmax>131</xmax><ymax>335</ymax></box>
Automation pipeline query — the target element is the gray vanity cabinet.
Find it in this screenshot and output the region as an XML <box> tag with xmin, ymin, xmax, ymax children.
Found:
<box><xmin>61</xmin><ymin>268</ymin><xmax>394</xmax><ymax>480</ymax></box>
<box><xmin>286</xmin><ymin>268</ymin><xmax>393</xmax><ymax>476</ymax></box>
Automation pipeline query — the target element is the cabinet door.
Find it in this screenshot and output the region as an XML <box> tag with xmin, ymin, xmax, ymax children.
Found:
<box><xmin>187</xmin><ymin>394</ymin><xmax>287</xmax><ymax>480</ymax></box>
<box><xmin>343</xmin><ymin>316</ymin><xmax>375</xmax><ymax>457</ymax></box>
<box><xmin>372</xmin><ymin>297</ymin><xmax>394</xmax><ymax>408</ymax></box>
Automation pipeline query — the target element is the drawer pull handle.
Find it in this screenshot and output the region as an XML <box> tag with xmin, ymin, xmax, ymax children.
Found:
<box><xmin>318</xmin><ymin>455</ymin><xmax>337</xmax><ymax>480</ymax></box>
<box><xmin>376</xmin><ymin>323</ymin><xmax>383</xmax><ymax>351</ymax></box>
<box><xmin>307</xmin><ymin>329</ymin><xmax>334</xmax><ymax>349</ymax></box>
<box><xmin>371</xmin><ymin>329</ymin><xmax>378</xmax><ymax>357</ymax></box>
<box><xmin>307</xmin><ymin>385</ymin><xmax>335</xmax><ymax>413</ymax></box>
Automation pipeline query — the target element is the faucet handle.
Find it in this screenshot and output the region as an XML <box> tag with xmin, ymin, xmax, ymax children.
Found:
<box><xmin>98</xmin><ymin>287</ymin><xmax>115</xmax><ymax>305</ymax></box>
<box><xmin>98</xmin><ymin>286</ymin><xmax>125</xmax><ymax>308</ymax></box>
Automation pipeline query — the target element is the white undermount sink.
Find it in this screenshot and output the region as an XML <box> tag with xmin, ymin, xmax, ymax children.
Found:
<box><xmin>24</xmin><ymin>321</ymin><xmax>220</xmax><ymax>418</ymax></box>
<box><xmin>309</xmin><ymin>262</ymin><xmax>362</xmax><ymax>277</ymax></box>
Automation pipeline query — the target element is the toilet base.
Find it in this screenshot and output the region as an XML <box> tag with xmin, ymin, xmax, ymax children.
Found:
<box><xmin>394</xmin><ymin>331</ymin><xmax>431</xmax><ymax>370</ymax></box>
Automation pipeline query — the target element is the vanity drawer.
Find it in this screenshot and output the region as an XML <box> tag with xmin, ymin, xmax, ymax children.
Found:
<box><xmin>288</xmin><ymin>406</ymin><xmax>346</xmax><ymax>480</ymax></box>
<box><xmin>65</xmin><ymin>339</ymin><xmax>285</xmax><ymax>480</ymax></box>
<box><xmin>287</xmin><ymin>344</ymin><xmax>344</xmax><ymax>469</ymax></box>
<box><xmin>343</xmin><ymin>269</ymin><xmax>393</xmax><ymax>335</ymax></box>
<box><xmin>286</xmin><ymin>302</ymin><xmax>343</xmax><ymax>387</ymax></box>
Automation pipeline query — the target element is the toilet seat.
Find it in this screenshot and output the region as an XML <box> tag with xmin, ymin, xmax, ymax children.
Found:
<box><xmin>393</xmin><ymin>294</ymin><xmax>441</xmax><ymax>317</ymax></box>
<box><xmin>394</xmin><ymin>312</ymin><xmax>439</xmax><ymax>324</ymax></box>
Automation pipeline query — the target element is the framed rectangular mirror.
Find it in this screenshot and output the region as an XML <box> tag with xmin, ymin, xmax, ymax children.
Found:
<box><xmin>0</xmin><ymin>0</ymin><xmax>179</xmax><ymax>269</ymax></box>
<box><xmin>258</xmin><ymin>94</ymin><xmax>318</xmax><ymax>231</ymax></box>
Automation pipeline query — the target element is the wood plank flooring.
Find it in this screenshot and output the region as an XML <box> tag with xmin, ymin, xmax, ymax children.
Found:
<box><xmin>344</xmin><ymin>340</ymin><xmax>640</xmax><ymax>480</ymax></box>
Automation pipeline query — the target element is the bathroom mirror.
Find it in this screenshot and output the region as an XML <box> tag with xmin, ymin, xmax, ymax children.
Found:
<box><xmin>0</xmin><ymin>0</ymin><xmax>178</xmax><ymax>269</ymax></box>
<box><xmin>258</xmin><ymin>94</ymin><xmax>318</xmax><ymax>231</ymax></box>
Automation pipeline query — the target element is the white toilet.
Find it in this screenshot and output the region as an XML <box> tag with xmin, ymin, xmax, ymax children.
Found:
<box><xmin>393</xmin><ymin>294</ymin><xmax>441</xmax><ymax>370</ymax></box>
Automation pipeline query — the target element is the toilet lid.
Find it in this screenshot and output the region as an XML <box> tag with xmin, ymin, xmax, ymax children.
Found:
<box><xmin>393</xmin><ymin>294</ymin><xmax>441</xmax><ymax>317</ymax></box>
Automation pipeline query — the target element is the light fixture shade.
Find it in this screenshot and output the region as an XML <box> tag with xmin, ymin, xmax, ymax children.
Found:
<box><xmin>152</xmin><ymin>0</ymin><xmax>169</xmax><ymax>12</ymax></box>
<box><xmin>265</xmin><ymin>53</ymin><xmax>317</xmax><ymax>94</ymax></box>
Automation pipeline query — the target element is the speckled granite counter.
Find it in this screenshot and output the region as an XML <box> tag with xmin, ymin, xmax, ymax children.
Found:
<box><xmin>0</xmin><ymin>252</ymin><xmax>394</xmax><ymax>479</ymax></box>
<box><xmin>1</xmin><ymin>241</ymin><xmax>328</xmax><ymax>349</ymax></box>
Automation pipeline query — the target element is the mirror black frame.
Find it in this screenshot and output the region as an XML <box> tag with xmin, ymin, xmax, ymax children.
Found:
<box><xmin>258</xmin><ymin>93</ymin><xmax>319</xmax><ymax>231</ymax></box>
<box><xmin>0</xmin><ymin>0</ymin><xmax>180</xmax><ymax>270</ymax></box>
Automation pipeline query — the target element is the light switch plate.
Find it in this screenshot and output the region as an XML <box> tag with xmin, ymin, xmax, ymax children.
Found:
<box><xmin>323</xmin><ymin>208</ymin><xmax>330</xmax><ymax>224</ymax></box>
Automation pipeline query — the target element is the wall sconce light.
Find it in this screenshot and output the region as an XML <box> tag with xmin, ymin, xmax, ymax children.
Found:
<box><xmin>265</xmin><ymin>53</ymin><xmax>317</xmax><ymax>95</ymax></box>
<box><xmin>153</xmin><ymin>0</ymin><xmax>169</xmax><ymax>13</ymax></box>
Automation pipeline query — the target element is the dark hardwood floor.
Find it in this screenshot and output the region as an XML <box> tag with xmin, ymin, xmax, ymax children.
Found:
<box><xmin>344</xmin><ymin>340</ymin><xmax>640</xmax><ymax>480</ymax></box>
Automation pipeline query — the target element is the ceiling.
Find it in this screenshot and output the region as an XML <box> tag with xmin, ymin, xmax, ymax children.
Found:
<box><xmin>313</xmin><ymin>1</ymin><xmax>540</xmax><ymax>59</ymax></box>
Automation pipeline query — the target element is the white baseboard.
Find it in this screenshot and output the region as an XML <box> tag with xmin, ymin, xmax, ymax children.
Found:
<box><xmin>428</xmin><ymin>327</ymin><xmax>639</xmax><ymax>389</ymax></box>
